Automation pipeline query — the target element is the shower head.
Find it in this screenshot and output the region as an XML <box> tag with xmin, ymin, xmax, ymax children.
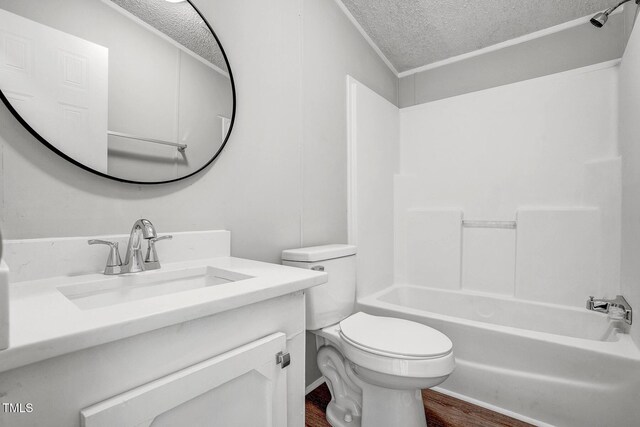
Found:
<box><xmin>590</xmin><ymin>11</ymin><xmax>609</xmax><ymax>27</ymax></box>
<box><xmin>591</xmin><ymin>0</ymin><xmax>640</xmax><ymax>28</ymax></box>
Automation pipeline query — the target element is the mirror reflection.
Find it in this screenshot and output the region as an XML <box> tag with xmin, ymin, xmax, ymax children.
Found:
<box><xmin>0</xmin><ymin>0</ymin><xmax>235</xmax><ymax>183</ymax></box>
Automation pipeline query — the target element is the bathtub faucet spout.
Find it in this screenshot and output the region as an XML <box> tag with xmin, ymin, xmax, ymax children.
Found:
<box><xmin>587</xmin><ymin>295</ymin><xmax>632</xmax><ymax>325</ymax></box>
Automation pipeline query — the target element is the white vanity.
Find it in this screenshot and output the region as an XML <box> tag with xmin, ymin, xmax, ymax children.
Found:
<box><xmin>0</xmin><ymin>230</ymin><xmax>326</xmax><ymax>427</ymax></box>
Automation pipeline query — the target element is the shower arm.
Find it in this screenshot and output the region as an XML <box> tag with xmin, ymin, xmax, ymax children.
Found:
<box><xmin>592</xmin><ymin>0</ymin><xmax>640</xmax><ymax>27</ymax></box>
<box><xmin>605</xmin><ymin>0</ymin><xmax>639</xmax><ymax>15</ymax></box>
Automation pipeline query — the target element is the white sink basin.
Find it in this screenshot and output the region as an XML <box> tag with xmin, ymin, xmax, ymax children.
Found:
<box><xmin>58</xmin><ymin>266</ymin><xmax>253</xmax><ymax>310</ymax></box>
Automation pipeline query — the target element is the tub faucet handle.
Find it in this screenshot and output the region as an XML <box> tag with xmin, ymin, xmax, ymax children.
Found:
<box><xmin>586</xmin><ymin>295</ymin><xmax>632</xmax><ymax>325</ymax></box>
<box><xmin>588</xmin><ymin>296</ymin><xmax>610</xmax><ymax>312</ymax></box>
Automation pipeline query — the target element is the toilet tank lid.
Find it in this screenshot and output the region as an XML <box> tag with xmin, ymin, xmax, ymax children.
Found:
<box><xmin>282</xmin><ymin>244</ymin><xmax>356</xmax><ymax>262</ymax></box>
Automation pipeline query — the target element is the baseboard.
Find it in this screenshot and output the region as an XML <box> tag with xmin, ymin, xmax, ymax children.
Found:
<box><xmin>305</xmin><ymin>377</ymin><xmax>326</xmax><ymax>395</ymax></box>
<box><xmin>432</xmin><ymin>386</ymin><xmax>551</xmax><ymax>427</ymax></box>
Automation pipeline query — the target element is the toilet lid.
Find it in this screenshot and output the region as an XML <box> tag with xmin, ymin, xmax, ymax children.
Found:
<box><xmin>339</xmin><ymin>312</ymin><xmax>452</xmax><ymax>358</ymax></box>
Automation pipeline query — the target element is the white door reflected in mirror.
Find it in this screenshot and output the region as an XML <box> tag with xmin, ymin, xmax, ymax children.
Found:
<box><xmin>0</xmin><ymin>9</ymin><xmax>109</xmax><ymax>173</ymax></box>
<box><xmin>0</xmin><ymin>0</ymin><xmax>235</xmax><ymax>183</ymax></box>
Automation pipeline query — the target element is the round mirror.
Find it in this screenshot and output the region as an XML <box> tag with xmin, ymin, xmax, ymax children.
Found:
<box><xmin>0</xmin><ymin>0</ymin><xmax>235</xmax><ymax>184</ymax></box>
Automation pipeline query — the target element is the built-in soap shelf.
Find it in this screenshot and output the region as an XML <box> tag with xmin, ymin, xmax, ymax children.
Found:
<box><xmin>402</xmin><ymin>207</ymin><xmax>609</xmax><ymax>307</ymax></box>
<box><xmin>462</xmin><ymin>220</ymin><xmax>516</xmax><ymax>229</ymax></box>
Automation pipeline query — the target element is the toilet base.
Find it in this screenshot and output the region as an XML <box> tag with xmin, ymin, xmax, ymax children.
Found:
<box><xmin>325</xmin><ymin>399</ymin><xmax>362</xmax><ymax>427</ymax></box>
<box><xmin>317</xmin><ymin>346</ymin><xmax>363</xmax><ymax>427</ymax></box>
<box><xmin>317</xmin><ymin>345</ymin><xmax>431</xmax><ymax>427</ymax></box>
<box><xmin>357</xmin><ymin>381</ymin><xmax>426</xmax><ymax>427</ymax></box>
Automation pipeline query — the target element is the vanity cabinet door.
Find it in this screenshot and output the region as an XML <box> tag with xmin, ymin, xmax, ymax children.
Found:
<box><xmin>80</xmin><ymin>333</ymin><xmax>288</xmax><ymax>427</ymax></box>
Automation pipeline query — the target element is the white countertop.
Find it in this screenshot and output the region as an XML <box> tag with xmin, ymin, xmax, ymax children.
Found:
<box><xmin>0</xmin><ymin>257</ymin><xmax>326</xmax><ymax>373</ymax></box>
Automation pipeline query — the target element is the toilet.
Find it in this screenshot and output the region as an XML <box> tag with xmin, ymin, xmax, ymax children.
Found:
<box><xmin>282</xmin><ymin>244</ymin><xmax>455</xmax><ymax>427</ymax></box>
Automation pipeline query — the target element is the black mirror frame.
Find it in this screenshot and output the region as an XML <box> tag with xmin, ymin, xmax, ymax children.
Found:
<box><xmin>0</xmin><ymin>0</ymin><xmax>236</xmax><ymax>185</ymax></box>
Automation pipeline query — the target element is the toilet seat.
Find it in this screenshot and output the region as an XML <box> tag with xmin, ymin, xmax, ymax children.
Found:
<box><xmin>330</xmin><ymin>312</ymin><xmax>455</xmax><ymax>379</ymax></box>
<box><xmin>339</xmin><ymin>312</ymin><xmax>452</xmax><ymax>359</ymax></box>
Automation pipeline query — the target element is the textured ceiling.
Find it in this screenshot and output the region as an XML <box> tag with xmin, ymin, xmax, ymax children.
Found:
<box><xmin>110</xmin><ymin>0</ymin><xmax>227</xmax><ymax>72</ymax></box>
<box><xmin>340</xmin><ymin>0</ymin><xmax>616</xmax><ymax>73</ymax></box>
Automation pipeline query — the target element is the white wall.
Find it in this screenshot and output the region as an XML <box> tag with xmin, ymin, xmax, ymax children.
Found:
<box><xmin>396</xmin><ymin>63</ymin><xmax>621</xmax><ymax>307</ymax></box>
<box><xmin>0</xmin><ymin>0</ymin><xmax>397</xmax><ymax>259</ymax></box>
<box><xmin>0</xmin><ymin>0</ymin><xmax>300</xmax><ymax>264</ymax></box>
<box><xmin>620</xmin><ymin>11</ymin><xmax>640</xmax><ymax>346</ymax></box>
<box><xmin>301</xmin><ymin>0</ymin><xmax>398</xmax><ymax>247</ymax></box>
<box><xmin>0</xmin><ymin>0</ymin><xmax>398</xmax><ymax>389</ymax></box>
<box><xmin>300</xmin><ymin>0</ymin><xmax>398</xmax><ymax>389</ymax></box>
<box><xmin>177</xmin><ymin>52</ymin><xmax>233</xmax><ymax>176</ymax></box>
<box><xmin>109</xmin><ymin>50</ymin><xmax>233</xmax><ymax>180</ymax></box>
<box><xmin>399</xmin><ymin>8</ymin><xmax>633</xmax><ymax>107</ymax></box>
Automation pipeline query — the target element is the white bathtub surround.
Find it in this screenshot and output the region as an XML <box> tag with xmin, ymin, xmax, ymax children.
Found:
<box><xmin>398</xmin><ymin>62</ymin><xmax>618</xmax><ymax>220</ymax></box>
<box><xmin>619</xmin><ymin>3</ymin><xmax>640</xmax><ymax>348</ymax></box>
<box><xmin>0</xmin><ymin>230</ymin><xmax>327</xmax><ymax>374</ymax></box>
<box><xmin>515</xmin><ymin>208</ymin><xmax>601</xmax><ymax>305</ymax></box>
<box><xmin>403</xmin><ymin>209</ymin><xmax>462</xmax><ymax>289</ymax></box>
<box><xmin>346</xmin><ymin>76</ymin><xmax>398</xmax><ymax>298</ymax></box>
<box><xmin>358</xmin><ymin>285</ymin><xmax>640</xmax><ymax>426</ymax></box>
<box><xmin>395</xmin><ymin>61</ymin><xmax>621</xmax><ymax>308</ymax></box>
<box><xmin>462</xmin><ymin>227</ymin><xmax>515</xmax><ymax>295</ymax></box>
<box><xmin>583</xmin><ymin>157</ymin><xmax>622</xmax><ymax>292</ymax></box>
<box><xmin>340</xmin><ymin>67</ymin><xmax>637</xmax><ymax>425</ymax></box>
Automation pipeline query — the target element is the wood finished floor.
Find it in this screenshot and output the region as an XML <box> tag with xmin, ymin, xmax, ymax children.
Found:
<box><xmin>305</xmin><ymin>383</ymin><xmax>534</xmax><ymax>427</ymax></box>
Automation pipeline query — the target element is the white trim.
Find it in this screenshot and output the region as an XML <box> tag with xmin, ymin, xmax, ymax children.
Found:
<box><xmin>305</xmin><ymin>377</ymin><xmax>326</xmax><ymax>395</ymax></box>
<box><xmin>432</xmin><ymin>386</ymin><xmax>553</xmax><ymax>427</ymax></box>
<box><xmin>346</xmin><ymin>76</ymin><xmax>359</xmax><ymax>246</ymax></box>
<box><xmin>299</xmin><ymin>0</ymin><xmax>306</xmax><ymax>248</ymax></box>
<box><xmin>98</xmin><ymin>0</ymin><xmax>230</xmax><ymax>79</ymax></box>
<box><xmin>398</xmin><ymin>8</ymin><xmax>626</xmax><ymax>78</ymax></box>
<box><xmin>332</xmin><ymin>0</ymin><xmax>398</xmax><ymax>76</ymax></box>
<box><xmin>399</xmin><ymin>58</ymin><xmax>621</xmax><ymax>112</ymax></box>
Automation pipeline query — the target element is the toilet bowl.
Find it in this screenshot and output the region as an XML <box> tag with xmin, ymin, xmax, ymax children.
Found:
<box><xmin>314</xmin><ymin>312</ymin><xmax>454</xmax><ymax>427</ymax></box>
<box><xmin>282</xmin><ymin>245</ymin><xmax>455</xmax><ymax>427</ymax></box>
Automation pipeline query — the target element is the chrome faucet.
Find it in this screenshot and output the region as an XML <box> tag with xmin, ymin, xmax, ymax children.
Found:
<box><xmin>122</xmin><ymin>219</ymin><xmax>157</xmax><ymax>273</ymax></box>
<box><xmin>587</xmin><ymin>295</ymin><xmax>633</xmax><ymax>325</ymax></box>
<box><xmin>88</xmin><ymin>219</ymin><xmax>172</xmax><ymax>275</ymax></box>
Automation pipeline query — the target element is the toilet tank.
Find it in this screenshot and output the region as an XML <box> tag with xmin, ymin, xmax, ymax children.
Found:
<box><xmin>282</xmin><ymin>244</ymin><xmax>356</xmax><ymax>330</ymax></box>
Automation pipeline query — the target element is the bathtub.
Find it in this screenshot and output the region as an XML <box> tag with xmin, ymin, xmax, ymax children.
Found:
<box><xmin>358</xmin><ymin>285</ymin><xmax>640</xmax><ymax>427</ymax></box>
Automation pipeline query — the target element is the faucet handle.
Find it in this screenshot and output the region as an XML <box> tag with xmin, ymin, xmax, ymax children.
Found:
<box><xmin>145</xmin><ymin>235</ymin><xmax>172</xmax><ymax>263</ymax></box>
<box><xmin>88</xmin><ymin>239</ymin><xmax>123</xmax><ymax>271</ymax></box>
